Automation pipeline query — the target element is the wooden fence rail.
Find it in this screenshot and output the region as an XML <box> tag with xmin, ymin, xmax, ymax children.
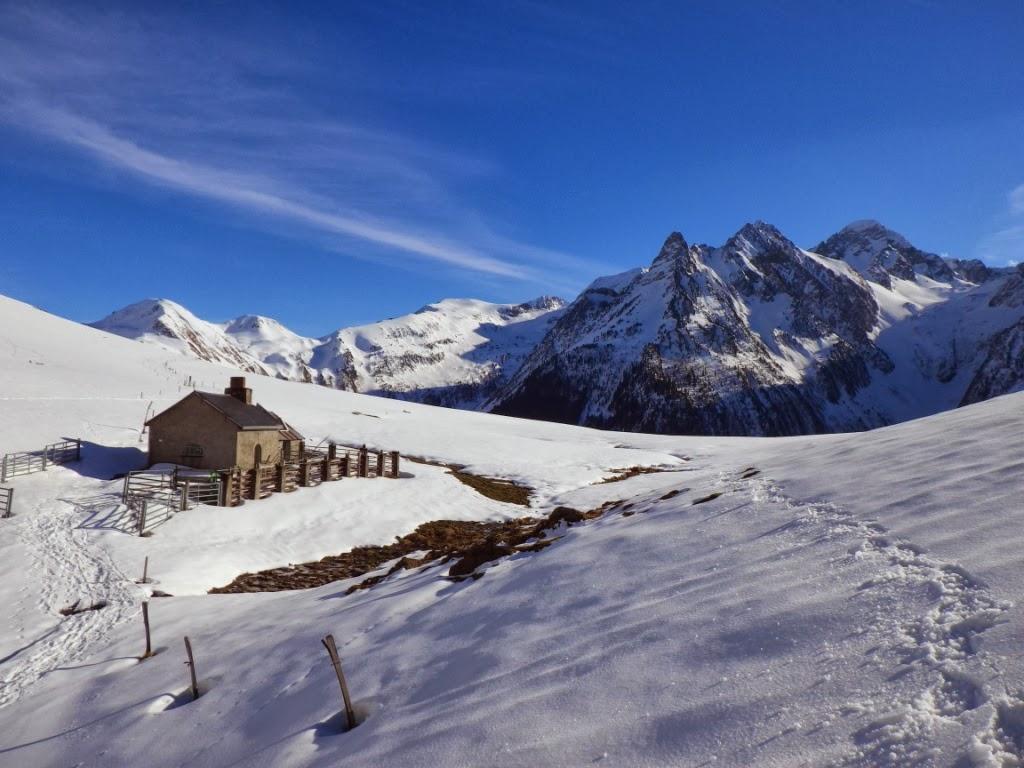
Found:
<box><xmin>0</xmin><ymin>487</ymin><xmax>13</xmax><ymax>519</ymax></box>
<box><xmin>120</xmin><ymin>443</ymin><xmax>401</xmax><ymax>512</ymax></box>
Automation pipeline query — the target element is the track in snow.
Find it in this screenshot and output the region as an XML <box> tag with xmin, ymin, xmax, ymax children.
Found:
<box><xmin>0</xmin><ymin>490</ymin><xmax>139</xmax><ymax>709</ymax></box>
<box><xmin>732</xmin><ymin>472</ymin><xmax>1015</xmax><ymax>766</ymax></box>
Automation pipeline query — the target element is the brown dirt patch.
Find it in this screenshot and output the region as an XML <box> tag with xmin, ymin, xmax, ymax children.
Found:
<box><xmin>59</xmin><ymin>600</ymin><xmax>108</xmax><ymax>616</ymax></box>
<box><xmin>405</xmin><ymin>456</ymin><xmax>533</xmax><ymax>507</ymax></box>
<box><xmin>450</xmin><ymin>471</ymin><xmax>532</xmax><ymax>506</ymax></box>
<box><xmin>692</xmin><ymin>492</ymin><xmax>724</xmax><ymax>505</ymax></box>
<box><xmin>599</xmin><ymin>466</ymin><xmax>673</xmax><ymax>484</ymax></box>
<box><xmin>210</xmin><ymin>502</ymin><xmax>618</xmax><ymax>595</ymax></box>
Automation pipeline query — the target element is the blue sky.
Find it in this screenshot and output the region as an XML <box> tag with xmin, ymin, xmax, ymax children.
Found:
<box><xmin>1</xmin><ymin>1</ymin><xmax>1022</xmax><ymax>335</ymax></box>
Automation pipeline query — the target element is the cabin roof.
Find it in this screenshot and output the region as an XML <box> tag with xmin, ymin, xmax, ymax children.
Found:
<box><xmin>146</xmin><ymin>391</ymin><xmax>302</xmax><ymax>435</ymax></box>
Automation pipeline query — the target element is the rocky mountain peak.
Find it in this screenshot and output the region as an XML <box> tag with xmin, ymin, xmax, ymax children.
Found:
<box><xmin>652</xmin><ymin>232</ymin><xmax>689</xmax><ymax>264</ymax></box>
<box><xmin>815</xmin><ymin>220</ymin><xmax>957</xmax><ymax>287</ymax></box>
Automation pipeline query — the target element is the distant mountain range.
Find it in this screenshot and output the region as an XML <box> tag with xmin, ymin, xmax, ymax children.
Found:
<box><xmin>91</xmin><ymin>295</ymin><xmax>566</xmax><ymax>409</ymax></box>
<box><xmin>90</xmin><ymin>220</ymin><xmax>1024</xmax><ymax>436</ymax></box>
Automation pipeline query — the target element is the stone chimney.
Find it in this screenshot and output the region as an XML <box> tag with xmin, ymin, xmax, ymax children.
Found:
<box><xmin>225</xmin><ymin>376</ymin><xmax>252</xmax><ymax>404</ymax></box>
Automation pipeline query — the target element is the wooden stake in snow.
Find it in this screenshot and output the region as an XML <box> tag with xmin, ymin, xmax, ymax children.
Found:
<box><xmin>141</xmin><ymin>601</ymin><xmax>153</xmax><ymax>659</ymax></box>
<box><xmin>321</xmin><ymin>634</ymin><xmax>356</xmax><ymax>730</ymax></box>
<box><xmin>184</xmin><ymin>636</ymin><xmax>199</xmax><ymax>700</ymax></box>
<box><xmin>141</xmin><ymin>556</ymin><xmax>149</xmax><ymax>584</ymax></box>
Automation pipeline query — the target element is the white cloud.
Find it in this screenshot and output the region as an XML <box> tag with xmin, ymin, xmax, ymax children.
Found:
<box><xmin>1011</xmin><ymin>185</ymin><xmax>1024</xmax><ymax>216</ymax></box>
<box><xmin>0</xmin><ymin>4</ymin><xmax>602</xmax><ymax>287</ymax></box>
<box><xmin>977</xmin><ymin>224</ymin><xmax>1024</xmax><ymax>267</ymax></box>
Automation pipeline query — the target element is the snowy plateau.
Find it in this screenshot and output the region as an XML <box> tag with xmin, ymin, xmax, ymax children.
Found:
<box><xmin>92</xmin><ymin>220</ymin><xmax>1024</xmax><ymax>437</ymax></box>
<box><xmin>1</xmin><ymin>273</ymin><xmax>1024</xmax><ymax>768</ymax></box>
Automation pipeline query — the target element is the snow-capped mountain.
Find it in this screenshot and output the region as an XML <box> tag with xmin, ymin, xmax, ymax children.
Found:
<box><xmin>90</xmin><ymin>296</ymin><xmax>566</xmax><ymax>408</ymax></box>
<box><xmin>90</xmin><ymin>299</ymin><xmax>273</xmax><ymax>375</ymax></box>
<box><xmin>90</xmin><ymin>220</ymin><xmax>1021</xmax><ymax>436</ymax></box>
<box><xmin>489</xmin><ymin>221</ymin><xmax>1022</xmax><ymax>435</ymax></box>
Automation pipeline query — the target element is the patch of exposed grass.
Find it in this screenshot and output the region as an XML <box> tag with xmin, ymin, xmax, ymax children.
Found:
<box><xmin>210</xmin><ymin>502</ymin><xmax>619</xmax><ymax>595</ymax></box>
<box><xmin>404</xmin><ymin>455</ymin><xmax>533</xmax><ymax>506</ymax></box>
<box><xmin>599</xmin><ymin>466</ymin><xmax>667</xmax><ymax>483</ymax></box>
<box><xmin>692</xmin><ymin>491</ymin><xmax>724</xmax><ymax>505</ymax></box>
<box><xmin>449</xmin><ymin>470</ymin><xmax>532</xmax><ymax>506</ymax></box>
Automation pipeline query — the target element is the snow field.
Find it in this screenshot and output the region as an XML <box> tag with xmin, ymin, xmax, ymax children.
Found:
<box><xmin>1</xmin><ymin>293</ymin><xmax>1024</xmax><ymax>766</ymax></box>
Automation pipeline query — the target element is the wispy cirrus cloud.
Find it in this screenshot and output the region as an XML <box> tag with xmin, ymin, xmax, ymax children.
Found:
<box><xmin>1009</xmin><ymin>184</ymin><xmax>1024</xmax><ymax>216</ymax></box>
<box><xmin>0</xmin><ymin>3</ymin><xmax>601</xmax><ymax>285</ymax></box>
<box><xmin>976</xmin><ymin>184</ymin><xmax>1024</xmax><ymax>267</ymax></box>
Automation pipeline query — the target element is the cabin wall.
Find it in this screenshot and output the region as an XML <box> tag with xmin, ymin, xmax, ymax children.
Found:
<box><xmin>148</xmin><ymin>396</ymin><xmax>238</xmax><ymax>470</ymax></box>
<box><xmin>235</xmin><ymin>430</ymin><xmax>285</xmax><ymax>468</ymax></box>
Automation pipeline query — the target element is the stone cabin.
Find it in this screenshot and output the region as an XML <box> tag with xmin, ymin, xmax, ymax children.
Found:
<box><xmin>146</xmin><ymin>377</ymin><xmax>304</xmax><ymax>470</ymax></box>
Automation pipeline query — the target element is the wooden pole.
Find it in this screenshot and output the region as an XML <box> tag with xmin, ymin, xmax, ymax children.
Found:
<box><xmin>358</xmin><ymin>447</ymin><xmax>368</xmax><ymax>478</ymax></box>
<box><xmin>142</xmin><ymin>556</ymin><xmax>149</xmax><ymax>584</ymax></box>
<box><xmin>137</xmin><ymin>498</ymin><xmax>148</xmax><ymax>536</ymax></box>
<box><xmin>184</xmin><ymin>636</ymin><xmax>199</xmax><ymax>700</ymax></box>
<box><xmin>141</xmin><ymin>601</ymin><xmax>153</xmax><ymax>659</ymax></box>
<box><xmin>376</xmin><ymin>450</ymin><xmax>384</xmax><ymax>478</ymax></box>
<box><xmin>390</xmin><ymin>451</ymin><xmax>400</xmax><ymax>479</ymax></box>
<box><xmin>321</xmin><ymin>634</ymin><xmax>356</xmax><ymax>730</ymax></box>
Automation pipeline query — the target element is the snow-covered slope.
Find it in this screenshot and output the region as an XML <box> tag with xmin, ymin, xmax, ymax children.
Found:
<box><xmin>2</xmin><ymin>293</ymin><xmax>1024</xmax><ymax>767</ymax></box>
<box><xmin>491</xmin><ymin>221</ymin><xmax>1024</xmax><ymax>435</ymax></box>
<box><xmin>91</xmin><ymin>296</ymin><xmax>566</xmax><ymax>407</ymax></box>
<box><xmin>91</xmin><ymin>299</ymin><xmax>273</xmax><ymax>375</ymax></box>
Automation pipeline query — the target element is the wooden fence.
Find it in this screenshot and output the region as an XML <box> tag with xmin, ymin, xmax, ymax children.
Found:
<box><xmin>0</xmin><ymin>487</ymin><xmax>12</xmax><ymax>519</ymax></box>
<box><xmin>122</xmin><ymin>443</ymin><xmax>401</xmax><ymax>514</ymax></box>
<box><xmin>1</xmin><ymin>438</ymin><xmax>82</xmax><ymax>483</ymax></box>
<box><xmin>218</xmin><ymin>444</ymin><xmax>401</xmax><ymax>507</ymax></box>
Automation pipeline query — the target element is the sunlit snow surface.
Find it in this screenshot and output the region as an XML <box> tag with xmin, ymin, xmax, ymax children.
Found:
<box><xmin>1</xmin><ymin>294</ymin><xmax>1022</xmax><ymax>767</ymax></box>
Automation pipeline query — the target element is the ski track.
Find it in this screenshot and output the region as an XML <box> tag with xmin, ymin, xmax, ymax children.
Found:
<box><xmin>0</xmin><ymin>489</ymin><xmax>138</xmax><ymax>709</ymax></box>
<box><xmin>727</xmin><ymin>471</ymin><xmax>1017</xmax><ymax>767</ymax></box>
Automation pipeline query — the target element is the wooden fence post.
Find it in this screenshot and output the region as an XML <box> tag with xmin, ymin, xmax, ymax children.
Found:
<box><xmin>358</xmin><ymin>447</ymin><xmax>368</xmax><ymax>478</ymax></box>
<box><xmin>2</xmin><ymin>454</ymin><xmax>8</xmax><ymax>484</ymax></box>
<box><xmin>276</xmin><ymin>463</ymin><xmax>285</xmax><ymax>492</ymax></box>
<box><xmin>322</xmin><ymin>456</ymin><xmax>330</xmax><ymax>482</ymax></box>
<box><xmin>341</xmin><ymin>455</ymin><xmax>349</xmax><ymax>478</ymax></box>
<box><xmin>184</xmin><ymin>636</ymin><xmax>199</xmax><ymax>700</ymax></box>
<box><xmin>141</xmin><ymin>601</ymin><xmax>153</xmax><ymax>659</ymax></box>
<box><xmin>75</xmin><ymin>438</ymin><xmax>82</xmax><ymax>462</ymax></box>
<box><xmin>390</xmin><ymin>451</ymin><xmax>400</xmax><ymax>479</ymax></box>
<box><xmin>141</xmin><ymin>556</ymin><xmax>149</xmax><ymax>584</ymax></box>
<box><xmin>137</xmin><ymin>498</ymin><xmax>148</xmax><ymax>536</ymax></box>
<box><xmin>376</xmin><ymin>450</ymin><xmax>384</xmax><ymax>478</ymax></box>
<box><xmin>321</xmin><ymin>634</ymin><xmax>356</xmax><ymax>730</ymax></box>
